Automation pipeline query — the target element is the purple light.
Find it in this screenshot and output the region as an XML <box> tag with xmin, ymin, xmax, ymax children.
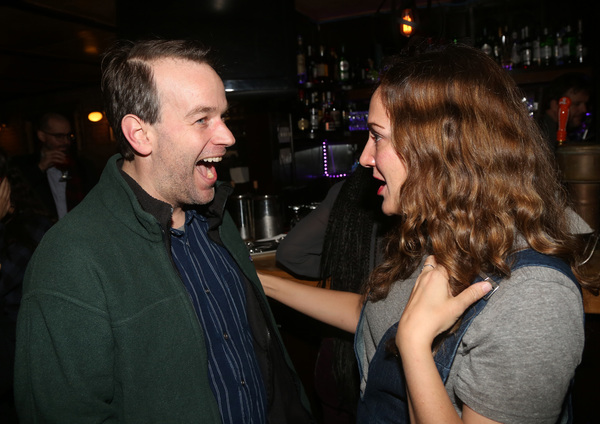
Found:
<box><xmin>321</xmin><ymin>140</ymin><xmax>349</xmax><ymax>178</ymax></box>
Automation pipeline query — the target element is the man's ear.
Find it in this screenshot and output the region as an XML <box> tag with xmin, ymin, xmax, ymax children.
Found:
<box><xmin>121</xmin><ymin>114</ymin><xmax>152</xmax><ymax>156</ymax></box>
<box><xmin>37</xmin><ymin>130</ymin><xmax>47</xmax><ymax>144</ymax></box>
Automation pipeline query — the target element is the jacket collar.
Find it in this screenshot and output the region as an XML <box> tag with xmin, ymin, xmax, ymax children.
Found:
<box><xmin>115</xmin><ymin>156</ymin><xmax>233</xmax><ymax>239</ymax></box>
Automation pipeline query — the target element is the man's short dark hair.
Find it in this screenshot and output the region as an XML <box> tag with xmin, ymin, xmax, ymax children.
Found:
<box><xmin>101</xmin><ymin>39</ymin><xmax>215</xmax><ymax>160</ymax></box>
<box><xmin>38</xmin><ymin>112</ymin><xmax>69</xmax><ymax>132</ymax></box>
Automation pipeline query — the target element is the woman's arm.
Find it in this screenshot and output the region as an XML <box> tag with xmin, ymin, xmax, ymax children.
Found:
<box><xmin>259</xmin><ymin>272</ymin><xmax>362</xmax><ymax>333</ymax></box>
<box><xmin>396</xmin><ymin>257</ymin><xmax>493</xmax><ymax>424</ymax></box>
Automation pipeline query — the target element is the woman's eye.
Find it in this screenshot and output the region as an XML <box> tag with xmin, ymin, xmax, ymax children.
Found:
<box><xmin>370</xmin><ymin>132</ymin><xmax>382</xmax><ymax>143</ymax></box>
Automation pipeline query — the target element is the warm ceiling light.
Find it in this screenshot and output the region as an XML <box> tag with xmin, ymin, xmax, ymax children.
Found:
<box><xmin>400</xmin><ymin>9</ymin><xmax>414</xmax><ymax>37</ymax></box>
<box><xmin>88</xmin><ymin>111</ymin><xmax>103</xmax><ymax>122</ymax></box>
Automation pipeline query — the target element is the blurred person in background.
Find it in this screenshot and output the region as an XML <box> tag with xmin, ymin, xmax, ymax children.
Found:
<box><xmin>10</xmin><ymin>112</ymin><xmax>95</xmax><ymax>220</ymax></box>
<box><xmin>0</xmin><ymin>149</ymin><xmax>53</xmax><ymax>423</ymax></box>
<box><xmin>537</xmin><ymin>72</ymin><xmax>593</xmax><ymax>150</ymax></box>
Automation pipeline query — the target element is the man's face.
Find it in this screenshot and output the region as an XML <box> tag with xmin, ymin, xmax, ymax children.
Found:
<box><xmin>145</xmin><ymin>59</ymin><xmax>235</xmax><ymax>209</ymax></box>
<box><xmin>565</xmin><ymin>88</ymin><xmax>589</xmax><ymax>129</ymax></box>
<box><xmin>38</xmin><ymin>117</ymin><xmax>73</xmax><ymax>152</ymax></box>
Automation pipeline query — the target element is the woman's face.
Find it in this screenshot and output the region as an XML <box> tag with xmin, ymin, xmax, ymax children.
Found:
<box><xmin>359</xmin><ymin>88</ymin><xmax>407</xmax><ymax>216</ymax></box>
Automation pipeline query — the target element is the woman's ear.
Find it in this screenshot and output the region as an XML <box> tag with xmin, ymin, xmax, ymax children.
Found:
<box><xmin>121</xmin><ymin>114</ymin><xmax>152</xmax><ymax>156</ymax></box>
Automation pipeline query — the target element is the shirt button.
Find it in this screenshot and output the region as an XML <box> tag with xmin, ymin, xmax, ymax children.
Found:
<box><xmin>204</xmin><ymin>288</ymin><xmax>211</xmax><ymax>294</ymax></box>
<box><xmin>241</xmin><ymin>379</ymin><xmax>246</xmax><ymax>386</ymax></box>
<box><xmin>223</xmin><ymin>332</ymin><xmax>229</xmax><ymax>340</ymax></box>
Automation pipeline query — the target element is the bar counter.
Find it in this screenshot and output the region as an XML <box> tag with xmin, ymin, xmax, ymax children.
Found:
<box><xmin>252</xmin><ymin>250</ymin><xmax>600</xmax><ymax>314</ymax></box>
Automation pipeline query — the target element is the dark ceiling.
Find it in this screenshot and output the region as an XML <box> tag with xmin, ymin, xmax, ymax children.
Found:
<box><xmin>0</xmin><ymin>0</ymin><xmax>454</xmax><ymax>105</ymax></box>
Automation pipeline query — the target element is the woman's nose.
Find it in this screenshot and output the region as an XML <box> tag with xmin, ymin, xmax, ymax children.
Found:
<box><xmin>359</xmin><ymin>139</ymin><xmax>375</xmax><ymax>168</ymax></box>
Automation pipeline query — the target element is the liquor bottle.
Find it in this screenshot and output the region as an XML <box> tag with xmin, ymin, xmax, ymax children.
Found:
<box><xmin>510</xmin><ymin>30</ymin><xmax>521</xmax><ymax>69</ymax></box>
<box><xmin>309</xmin><ymin>106</ymin><xmax>320</xmax><ymax>140</ymax></box>
<box><xmin>540</xmin><ymin>27</ymin><xmax>554</xmax><ymax>67</ymax></box>
<box><xmin>492</xmin><ymin>27</ymin><xmax>503</xmax><ymax>65</ymax></box>
<box><xmin>575</xmin><ymin>19</ymin><xmax>585</xmax><ymax>64</ymax></box>
<box><xmin>519</xmin><ymin>26</ymin><xmax>532</xmax><ymax>68</ymax></box>
<box><xmin>554</xmin><ymin>29</ymin><xmax>565</xmax><ymax>66</ymax></box>
<box><xmin>563</xmin><ymin>24</ymin><xmax>576</xmax><ymax>64</ymax></box>
<box><xmin>531</xmin><ymin>27</ymin><xmax>541</xmax><ymax>67</ymax></box>
<box><xmin>328</xmin><ymin>47</ymin><xmax>338</xmax><ymax>83</ymax></box>
<box><xmin>295</xmin><ymin>89</ymin><xmax>310</xmax><ymax>133</ymax></box>
<box><xmin>338</xmin><ymin>44</ymin><xmax>351</xmax><ymax>85</ymax></box>
<box><xmin>480</xmin><ymin>27</ymin><xmax>493</xmax><ymax>57</ymax></box>
<box><xmin>321</xmin><ymin>93</ymin><xmax>336</xmax><ymax>133</ymax></box>
<box><xmin>330</xmin><ymin>92</ymin><xmax>343</xmax><ymax>132</ymax></box>
<box><xmin>296</xmin><ymin>35</ymin><xmax>307</xmax><ymax>85</ymax></box>
<box><xmin>306</xmin><ymin>45</ymin><xmax>318</xmax><ymax>84</ymax></box>
<box><xmin>499</xmin><ymin>26</ymin><xmax>512</xmax><ymax>69</ymax></box>
<box><xmin>316</xmin><ymin>45</ymin><xmax>330</xmax><ymax>84</ymax></box>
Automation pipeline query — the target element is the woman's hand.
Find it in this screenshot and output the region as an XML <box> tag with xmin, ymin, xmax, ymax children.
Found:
<box><xmin>396</xmin><ymin>256</ymin><xmax>492</xmax><ymax>351</ymax></box>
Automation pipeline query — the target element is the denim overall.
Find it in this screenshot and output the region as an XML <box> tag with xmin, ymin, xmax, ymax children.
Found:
<box><xmin>355</xmin><ymin>250</ymin><xmax>581</xmax><ymax>424</ymax></box>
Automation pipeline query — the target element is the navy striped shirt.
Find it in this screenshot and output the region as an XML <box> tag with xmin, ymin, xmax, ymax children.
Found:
<box><xmin>170</xmin><ymin>210</ymin><xmax>266</xmax><ymax>424</ymax></box>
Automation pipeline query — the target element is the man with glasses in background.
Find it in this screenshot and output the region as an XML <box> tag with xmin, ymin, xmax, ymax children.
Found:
<box><xmin>11</xmin><ymin>112</ymin><xmax>95</xmax><ymax>221</ymax></box>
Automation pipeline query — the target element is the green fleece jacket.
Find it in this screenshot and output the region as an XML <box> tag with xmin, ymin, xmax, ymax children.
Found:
<box><xmin>15</xmin><ymin>154</ymin><xmax>313</xmax><ymax>423</ymax></box>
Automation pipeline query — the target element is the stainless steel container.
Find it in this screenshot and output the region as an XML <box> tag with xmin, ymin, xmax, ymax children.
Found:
<box><xmin>228</xmin><ymin>194</ymin><xmax>254</xmax><ymax>241</ymax></box>
<box><xmin>556</xmin><ymin>143</ymin><xmax>600</xmax><ymax>232</ymax></box>
<box><xmin>253</xmin><ymin>195</ymin><xmax>283</xmax><ymax>240</ymax></box>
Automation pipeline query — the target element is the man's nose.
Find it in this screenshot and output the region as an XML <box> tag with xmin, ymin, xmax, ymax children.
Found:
<box><xmin>214</xmin><ymin>121</ymin><xmax>235</xmax><ymax>147</ymax></box>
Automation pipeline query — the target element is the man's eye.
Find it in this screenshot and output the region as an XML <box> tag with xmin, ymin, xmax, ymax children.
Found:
<box><xmin>196</xmin><ymin>118</ymin><xmax>207</xmax><ymax>124</ymax></box>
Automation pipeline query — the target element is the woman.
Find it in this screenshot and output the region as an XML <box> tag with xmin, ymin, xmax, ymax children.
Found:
<box><xmin>260</xmin><ymin>42</ymin><xmax>598</xmax><ymax>423</ymax></box>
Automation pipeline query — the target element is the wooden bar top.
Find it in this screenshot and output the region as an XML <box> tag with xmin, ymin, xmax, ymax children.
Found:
<box><xmin>252</xmin><ymin>251</ymin><xmax>600</xmax><ymax>314</ymax></box>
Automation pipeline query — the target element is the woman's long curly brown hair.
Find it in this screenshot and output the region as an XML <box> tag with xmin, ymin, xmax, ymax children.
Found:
<box><xmin>366</xmin><ymin>42</ymin><xmax>598</xmax><ymax>301</ymax></box>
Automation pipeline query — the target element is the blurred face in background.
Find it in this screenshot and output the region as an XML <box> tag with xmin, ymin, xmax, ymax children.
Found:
<box><xmin>37</xmin><ymin>116</ymin><xmax>73</xmax><ymax>152</ymax></box>
<box><xmin>564</xmin><ymin>88</ymin><xmax>589</xmax><ymax>129</ymax></box>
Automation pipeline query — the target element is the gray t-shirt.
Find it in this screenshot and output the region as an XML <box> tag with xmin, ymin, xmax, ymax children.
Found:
<box><xmin>356</xmin><ymin>261</ymin><xmax>584</xmax><ymax>423</ymax></box>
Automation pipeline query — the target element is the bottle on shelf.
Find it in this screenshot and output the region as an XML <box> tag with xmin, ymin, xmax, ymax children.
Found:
<box><xmin>498</xmin><ymin>26</ymin><xmax>513</xmax><ymax>69</ymax></box>
<box><xmin>338</xmin><ymin>44</ymin><xmax>351</xmax><ymax>86</ymax></box>
<box><xmin>330</xmin><ymin>92</ymin><xmax>343</xmax><ymax>131</ymax></box>
<box><xmin>295</xmin><ymin>89</ymin><xmax>310</xmax><ymax>134</ymax></box>
<box><xmin>296</xmin><ymin>35</ymin><xmax>307</xmax><ymax>85</ymax></box>
<box><xmin>328</xmin><ymin>47</ymin><xmax>338</xmax><ymax>83</ymax></box>
<box><xmin>306</xmin><ymin>44</ymin><xmax>318</xmax><ymax>84</ymax></box>
<box><xmin>316</xmin><ymin>45</ymin><xmax>330</xmax><ymax>85</ymax></box>
<box><xmin>562</xmin><ymin>24</ymin><xmax>576</xmax><ymax>64</ymax></box>
<box><xmin>531</xmin><ymin>27</ymin><xmax>541</xmax><ymax>67</ymax></box>
<box><xmin>321</xmin><ymin>92</ymin><xmax>336</xmax><ymax>133</ymax></box>
<box><xmin>575</xmin><ymin>19</ymin><xmax>585</xmax><ymax>64</ymax></box>
<box><xmin>480</xmin><ymin>27</ymin><xmax>493</xmax><ymax>58</ymax></box>
<box><xmin>509</xmin><ymin>30</ymin><xmax>521</xmax><ymax>69</ymax></box>
<box><xmin>519</xmin><ymin>26</ymin><xmax>533</xmax><ymax>68</ymax></box>
<box><xmin>491</xmin><ymin>27</ymin><xmax>503</xmax><ymax>65</ymax></box>
<box><xmin>540</xmin><ymin>27</ymin><xmax>554</xmax><ymax>67</ymax></box>
<box><xmin>554</xmin><ymin>28</ymin><xmax>565</xmax><ymax>66</ymax></box>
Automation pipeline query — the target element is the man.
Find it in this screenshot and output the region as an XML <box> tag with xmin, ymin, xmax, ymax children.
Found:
<box><xmin>537</xmin><ymin>72</ymin><xmax>592</xmax><ymax>150</ymax></box>
<box><xmin>15</xmin><ymin>39</ymin><xmax>313</xmax><ymax>424</ymax></box>
<box><xmin>10</xmin><ymin>113</ymin><xmax>92</xmax><ymax>220</ymax></box>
